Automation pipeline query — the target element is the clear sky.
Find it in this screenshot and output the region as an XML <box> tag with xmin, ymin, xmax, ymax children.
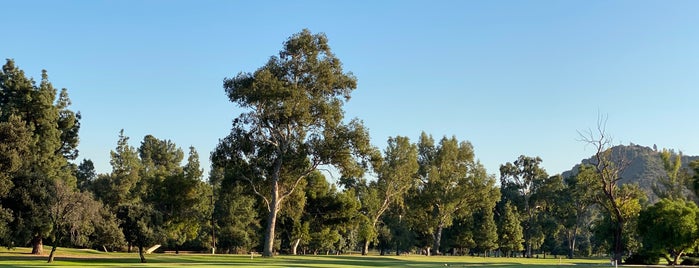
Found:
<box><xmin>3</xmin><ymin>1</ymin><xmax>698</xmax><ymax>178</ymax></box>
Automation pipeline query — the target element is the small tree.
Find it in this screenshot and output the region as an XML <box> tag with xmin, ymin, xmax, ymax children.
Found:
<box><xmin>47</xmin><ymin>180</ymin><xmax>100</xmax><ymax>263</ymax></box>
<box><xmin>474</xmin><ymin>207</ymin><xmax>499</xmax><ymax>256</ymax></box>
<box><xmin>117</xmin><ymin>204</ymin><xmax>164</xmax><ymax>263</ymax></box>
<box><xmin>498</xmin><ymin>201</ymin><xmax>524</xmax><ymax>257</ymax></box>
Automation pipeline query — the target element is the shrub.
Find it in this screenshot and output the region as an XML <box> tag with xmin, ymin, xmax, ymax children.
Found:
<box><xmin>624</xmin><ymin>250</ymin><xmax>660</xmax><ymax>265</ymax></box>
<box><xmin>681</xmin><ymin>257</ymin><xmax>699</xmax><ymax>265</ymax></box>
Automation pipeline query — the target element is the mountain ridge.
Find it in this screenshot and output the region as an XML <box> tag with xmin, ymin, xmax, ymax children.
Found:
<box><xmin>561</xmin><ymin>144</ymin><xmax>699</xmax><ymax>203</ymax></box>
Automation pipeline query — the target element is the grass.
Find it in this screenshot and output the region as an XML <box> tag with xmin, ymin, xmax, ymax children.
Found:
<box><xmin>0</xmin><ymin>247</ymin><xmax>613</xmax><ymax>267</ymax></box>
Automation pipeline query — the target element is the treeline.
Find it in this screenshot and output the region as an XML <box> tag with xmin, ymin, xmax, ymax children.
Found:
<box><xmin>3</xmin><ymin>29</ymin><xmax>699</xmax><ymax>265</ymax></box>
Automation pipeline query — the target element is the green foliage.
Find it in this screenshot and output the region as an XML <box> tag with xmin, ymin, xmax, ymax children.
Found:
<box><xmin>653</xmin><ymin>149</ymin><xmax>691</xmax><ymax>200</ymax></box>
<box><xmin>0</xmin><ymin>59</ymin><xmax>80</xmax><ymax>253</ymax></box>
<box><xmin>75</xmin><ymin>159</ymin><xmax>96</xmax><ymax>191</ymax></box>
<box><xmin>0</xmin><ymin>115</ymin><xmax>32</xmax><ymax>240</ymax></box>
<box><xmin>411</xmin><ymin>133</ymin><xmax>498</xmax><ymax>254</ymax></box>
<box><xmin>95</xmin><ymin>130</ymin><xmax>142</xmax><ymax>208</ymax></box>
<box><xmin>498</xmin><ymin>201</ymin><xmax>524</xmax><ymax>256</ymax></box>
<box><xmin>46</xmin><ymin>179</ymin><xmax>101</xmax><ymax>262</ymax></box>
<box><xmin>559</xmin><ymin>166</ymin><xmax>597</xmax><ymax>258</ymax></box>
<box><xmin>638</xmin><ymin>198</ymin><xmax>699</xmax><ymax>264</ymax></box>
<box><xmin>214</xmin><ymin>181</ymin><xmax>259</xmax><ymax>253</ymax></box>
<box><xmin>358</xmin><ymin>135</ymin><xmax>418</xmax><ymax>254</ymax></box>
<box><xmin>499</xmin><ymin>155</ymin><xmax>548</xmax><ymax>258</ymax></box>
<box><xmin>216</xmin><ymin>29</ymin><xmax>378</xmax><ymax>257</ymax></box>
<box><xmin>116</xmin><ymin>203</ymin><xmax>164</xmax><ymax>262</ymax></box>
<box><xmin>473</xmin><ymin>207</ymin><xmax>498</xmax><ymax>253</ymax></box>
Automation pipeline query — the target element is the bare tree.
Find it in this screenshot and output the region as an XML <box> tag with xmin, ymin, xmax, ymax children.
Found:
<box><xmin>578</xmin><ymin>116</ymin><xmax>642</xmax><ymax>263</ymax></box>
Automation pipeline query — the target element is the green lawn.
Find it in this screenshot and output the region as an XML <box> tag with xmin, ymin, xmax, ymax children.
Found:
<box><xmin>0</xmin><ymin>247</ymin><xmax>612</xmax><ymax>267</ymax></box>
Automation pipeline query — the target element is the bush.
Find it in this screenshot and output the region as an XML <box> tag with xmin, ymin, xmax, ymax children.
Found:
<box><xmin>681</xmin><ymin>257</ymin><xmax>699</xmax><ymax>265</ymax></box>
<box><xmin>625</xmin><ymin>250</ymin><xmax>660</xmax><ymax>265</ymax></box>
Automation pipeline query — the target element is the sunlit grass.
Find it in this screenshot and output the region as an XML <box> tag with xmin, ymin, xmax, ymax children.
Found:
<box><xmin>0</xmin><ymin>247</ymin><xmax>611</xmax><ymax>267</ymax></box>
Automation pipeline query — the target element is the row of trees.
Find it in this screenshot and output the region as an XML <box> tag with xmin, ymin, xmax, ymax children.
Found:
<box><xmin>3</xmin><ymin>29</ymin><xmax>699</xmax><ymax>264</ymax></box>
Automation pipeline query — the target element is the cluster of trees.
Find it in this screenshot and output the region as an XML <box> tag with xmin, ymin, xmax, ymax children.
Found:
<box><xmin>0</xmin><ymin>59</ymin><xmax>211</xmax><ymax>263</ymax></box>
<box><xmin>3</xmin><ymin>29</ymin><xmax>699</xmax><ymax>264</ymax></box>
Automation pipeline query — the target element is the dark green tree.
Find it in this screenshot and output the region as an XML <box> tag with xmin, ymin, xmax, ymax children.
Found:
<box><xmin>92</xmin><ymin>130</ymin><xmax>142</xmax><ymax>209</ymax></box>
<box><xmin>638</xmin><ymin>198</ymin><xmax>699</xmax><ymax>265</ymax></box>
<box><xmin>498</xmin><ymin>201</ymin><xmax>524</xmax><ymax>257</ymax></box>
<box><xmin>560</xmin><ymin>165</ymin><xmax>597</xmax><ymax>258</ymax></box>
<box><xmin>215</xmin><ymin>29</ymin><xmax>378</xmax><ymax>257</ymax></box>
<box><xmin>117</xmin><ymin>204</ymin><xmax>164</xmax><ymax>263</ymax></box>
<box><xmin>161</xmin><ymin>147</ymin><xmax>208</xmax><ymax>253</ymax></box>
<box><xmin>76</xmin><ymin>159</ymin><xmax>96</xmax><ymax>191</ymax></box>
<box><xmin>0</xmin><ymin>115</ymin><xmax>31</xmax><ymax>240</ymax></box>
<box><xmin>0</xmin><ymin>59</ymin><xmax>80</xmax><ymax>254</ymax></box>
<box><xmin>500</xmin><ymin>155</ymin><xmax>548</xmax><ymax>258</ymax></box>
<box><xmin>214</xmin><ymin>180</ymin><xmax>259</xmax><ymax>254</ymax></box>
<box><xmin>473</xmin><ymin>207</ymin><xmax>499</xmax><ymax>256</ymax></box>
<box><xmin>359</xmin><ymin>136</ymin><xmax>418</xmax><ymax>255</ymax></box>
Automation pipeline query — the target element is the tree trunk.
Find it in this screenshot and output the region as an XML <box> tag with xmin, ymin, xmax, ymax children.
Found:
<box><xmin>613</xmin><ymin>222</ymin><xmax>623</xmax><ymax>264</ymax></box>
<box><xmin>673</xmin><ymin>251</ymin><xmax>684</xmax><ymax>265</ymax></box>
<box><xmin>138</xmin><ymin>246</ymin><xmax>147</xmax><ymax>263</ymax></box>
<box><xmin>47</xmin><ymin>245</ymin><xmax>57</xmax><ymax>263</ymax></box>
<box><xmin>362</xmin><ymin>239</ymin><xmax>370</xmax><ymax>255</ymax></box>
<box><xmin>292</xmin><ymin>238</ymin><xmax>300</xmax><ymax>255</ymax></box>
<box><xmin>432</xmin><ymin>224</ymin><xmax>443</xmax><ymax>255</ymax></box>
<box><xmin>31</xmin><ymin>236</ymin><xmax>43</xmax><ymax>255</ymax></box>
<box><xmin>262</xmin><ymin>181</ymin><xmax>280</xmax><ymax>258</ymax></box>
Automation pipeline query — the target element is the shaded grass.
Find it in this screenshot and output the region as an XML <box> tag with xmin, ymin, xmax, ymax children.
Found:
<box><xmin>0</xmin><ymin>247</ymin><xmax>611</xmax><ymax>267</ymax></box>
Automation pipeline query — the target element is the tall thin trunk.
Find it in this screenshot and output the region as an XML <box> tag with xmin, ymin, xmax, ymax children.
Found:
<box><xmin>362</xmin><ymin>240</ymin><xmax>370</xmax><ymax>255</ymax></box>
<box><xmin>432</xmin><ymin>224</ymin><xmax>443</xmax><ymax>255</ymax></box>
<box><xmin>524</xmin><ymin>196</ymin><xmax>533</xmax><ymax>258</ymax></box>
<box><xmin>292</xmin><ymin>238</ymin><xmax>300</xmax><ymax>255</ymax></box>
<box><xmin>47</xmin><ymin>245</ymin><xmax>57</xmax><ymax>263</ymax></box>
<box><xmin>31</xmin><ymin>236</ymin><xmax>43</xmax><ymax>255</ymax></box>
<box><xmin>262</xmin><ymin>180</ymin><xmax>280</xmax><ymax>257</ymax></box>
<box><xmin>567</xmin><ymin>226</ymin><xmax>578</xmax><ymax>259</ymax></box>
<box><xmin>138</xmin><ymin>246</ymin><xmax>147</xmax><ymax>263</ymax></box>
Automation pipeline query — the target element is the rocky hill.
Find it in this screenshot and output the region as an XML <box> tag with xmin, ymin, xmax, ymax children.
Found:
<box><xmin>562</xmin><ymin>144</ymin><xmax>699</xmax><ymax>203</ymax></box>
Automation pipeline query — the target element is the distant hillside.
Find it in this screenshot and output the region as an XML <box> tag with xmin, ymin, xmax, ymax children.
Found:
<box><xmin>562</xmin><ymin>144</ymin><xmax>699</xmax><ymax>203</ymax></box>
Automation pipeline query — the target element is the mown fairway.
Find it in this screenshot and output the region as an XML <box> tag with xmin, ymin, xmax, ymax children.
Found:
<box><xmin>0</xmin><ymin>247</ymin><xmax>612</xmax><ymax>267</ymax></box>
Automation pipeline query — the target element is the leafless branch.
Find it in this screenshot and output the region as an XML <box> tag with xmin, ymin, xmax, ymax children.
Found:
<box><xmin>242</xmin><ymin>174</ymin><xmax>271</xmax><ymax>212</ymax></box>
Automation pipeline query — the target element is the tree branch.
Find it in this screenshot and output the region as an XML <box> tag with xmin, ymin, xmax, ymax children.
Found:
<box><xmin>241</xmin><ymin>174</ymin><xmax>271</xmax><ymax>212</ymax></box>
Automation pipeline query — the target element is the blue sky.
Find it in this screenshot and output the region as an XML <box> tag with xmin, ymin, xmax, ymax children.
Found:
<box><xmin>3</xmin><ymin>1</ymin><xmax>698</xmax><ymax>178</ymax></box>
